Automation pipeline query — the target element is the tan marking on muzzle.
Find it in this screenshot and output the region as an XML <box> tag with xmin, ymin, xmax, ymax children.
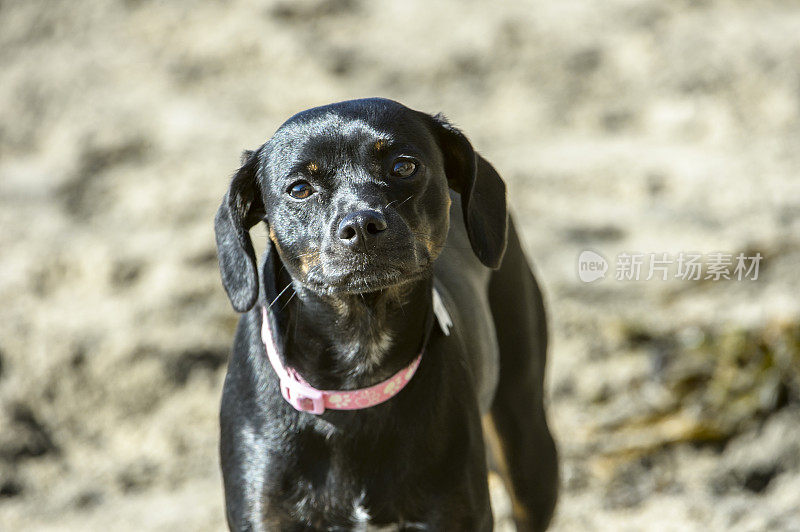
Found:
<box><xmin>416</xmin><ymin>220</ymin><xmax>444</xmax><ymax>259</ymax></box>
<box><xmin>298</xmin><ymin>250</ymin><xmax>321</xmax><ymax>276</ymax></box>
<box><xmin>268</xmin><ymin>226</ymin><xmax>283</xmax><ymax>255</ymax></box>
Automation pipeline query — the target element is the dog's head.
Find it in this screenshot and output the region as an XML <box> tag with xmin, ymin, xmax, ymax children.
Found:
<box><xmin>215</xmin><ymin>98</ymin><xmax>507</xmax><ymax>312</ymax></box>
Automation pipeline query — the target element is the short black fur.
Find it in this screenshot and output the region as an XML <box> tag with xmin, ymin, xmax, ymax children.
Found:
<box><xmin>214</xmin><ymin>98</ymin><xmax>558</xmax><ymax>531</ymax></box>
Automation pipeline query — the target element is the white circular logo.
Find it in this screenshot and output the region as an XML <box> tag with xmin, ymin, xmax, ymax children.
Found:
<box><xmin>577</xmin><ymin>250</ymin><xmax>608</xmax><ymax>283</ymax></box>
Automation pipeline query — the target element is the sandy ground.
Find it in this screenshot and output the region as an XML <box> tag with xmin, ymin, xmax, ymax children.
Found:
<box><xmin>2</xmin><ymin>0</ymin><xmax>800</xmax><ymax>530</ymax></box>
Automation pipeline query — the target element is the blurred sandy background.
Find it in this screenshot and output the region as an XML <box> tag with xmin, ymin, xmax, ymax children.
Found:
<box><xmin>2</xmin><ymin>0</ymin><xmax>800</xmax><ymax>530</ymax></box>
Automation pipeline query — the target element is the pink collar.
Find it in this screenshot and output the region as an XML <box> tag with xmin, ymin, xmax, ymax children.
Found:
<box><xmin>261</xmin><ymin>288</ymin><xmax>451</xmax><ymax>415</ymax></box>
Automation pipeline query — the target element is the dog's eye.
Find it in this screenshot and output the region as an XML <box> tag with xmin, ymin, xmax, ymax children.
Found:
<box><xmin>391</xmin><ymin>158</ymin><xmax>418</xmax><ymax>178</ymax></box>
<box><xmin>288</xmin><ymin>181</ymin><xmax>314</xmax><ymax>200</ymax></box>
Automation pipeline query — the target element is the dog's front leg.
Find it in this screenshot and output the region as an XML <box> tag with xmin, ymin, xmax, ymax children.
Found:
<box><xmin>419</xmin><ymin>484</ymin><xmax>494</xmax><ymax>532</ymax></box>
<box><xmin>414</xmin><ymin>426</ymin><xmax>495</xmax><ymax>531</ymax></box>
<box><xmin>220</xmin><ymin>365</ymin><xmax>282</xmax><ymax>531</ymax></box>
<box><xmin>220</xmin><ymin>421</ymin><xmax>275</xmax><ymax>531</ymax></box>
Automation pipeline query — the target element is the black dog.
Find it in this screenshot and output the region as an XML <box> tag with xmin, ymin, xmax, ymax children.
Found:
<box><xmin>214</xmin><ymin>98</ymin><xmax>558</xmax><ymax>531</ymax></box>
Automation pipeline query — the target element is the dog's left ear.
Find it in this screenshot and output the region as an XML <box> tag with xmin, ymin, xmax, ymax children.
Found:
<box><xmin>425</xmin><ymin>113</ymin><xmax>508</xmax><ymax>269</ymax></box>
<box><xmin>214</xmin><ymin>149</ymin><xmax>266</xmax><ymax>312</ymax></box>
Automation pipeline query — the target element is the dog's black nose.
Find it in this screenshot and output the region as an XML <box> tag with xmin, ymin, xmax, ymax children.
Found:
<box><xmin>337</xmin><ymin>210</ymin><xmax>387</xmax><ymax>249</ymax></box>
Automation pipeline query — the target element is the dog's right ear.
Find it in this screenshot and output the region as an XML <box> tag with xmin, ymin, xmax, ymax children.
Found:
<box><xmin>214</xmin><ymin>149</ymin><xmax>266</xmax><ymax>313</ymax></box>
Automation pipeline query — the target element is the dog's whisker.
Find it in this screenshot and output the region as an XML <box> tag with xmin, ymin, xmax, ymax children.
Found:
<box><xmin>396</xmin><ymin>194</ymin><xmax>414</xmax><ymax>208</ymax></box>
<box><xmin>268</xmin><ymin>282</ymin><xmax>295</xmax><ymax>309</ymax></box>
<box><xmin>278</xmin><ymin>289</ymin><xmax>297</xmax><ymax>314</ymax></box>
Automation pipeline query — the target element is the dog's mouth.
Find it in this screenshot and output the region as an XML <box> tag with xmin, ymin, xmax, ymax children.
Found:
<box><xmin>301</xmin><ymin>251</ymin><xmax>432</xmax><ymax>295</ymax></box>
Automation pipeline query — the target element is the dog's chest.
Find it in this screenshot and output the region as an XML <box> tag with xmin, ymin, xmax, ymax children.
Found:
<box><xmin>336</xmin><ymin>328</ymin><xmax>394</xmax><ymax>373</ymax></box>
<box><xmin>287</xmin><ymin>485</ymin><xmax>419</xmax><ymax>531</ymax></box>
<box><xmin>274</xmin><ymin>427</ymin><xmax>423</xmax><ymax>530</ymax></box>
